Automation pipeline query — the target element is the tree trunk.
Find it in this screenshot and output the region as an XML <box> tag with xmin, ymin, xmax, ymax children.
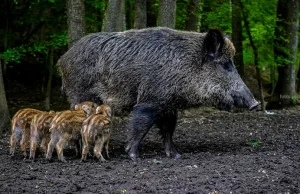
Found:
<box><xmin>231</xmin><ymin>0</ymin><xmax>244</xmax><ymax>78</ymax></box>
<box><xmin>67</xmin><ymin>0</ymin><xmax>86</xmax><ymax>48</ymax></box>
<box><xmin>0</xmin><ymin>60</ymin><xmax>10</xmax><ymax>137</ymax></box>
<box><xmin>102</xmin><ymin>0</ymin><xmax>126</xmax><ymax>32</ymax></box>
<box><xmin>273</xmin><ymin>0</ymin><xmax>299</xmax><ymax>106</ymax></box>
<box><xmin>185</xmin><ymin>0</ymin><xmax>201</xmax><ymax>31</ymax></box>
<box><xmin>134</xmin><ymin>0</ymin><xmax>147</xmax><ymax>29</ymax></box>
<box><xmin>45</xmin><ymin>47</ymin><xmax>54</xmax><ymax>111</ymax></box>
<box><xmin>3</xmin><ymin>0</ymin><xmax>12</xmax><ymax>76</ymax></box>
<box><xmin>116</xmin><ymin>0</ymin><xmax>126</xmax><ymax>31</ymax></box>
<box><xmin>241</xmin><ymin>2</ymin><xmax>265</xmax><ymax>111</ymax></box>
<box><xmin>157</xmin><ymin>0</ymin><xmax>176</xmax><ymax>28</ymax></box>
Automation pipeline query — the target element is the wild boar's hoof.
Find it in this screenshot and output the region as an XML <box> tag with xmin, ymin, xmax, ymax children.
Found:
<box><xmin>129</xmin><ymin>153</ymin><xmax>137</xmax><ymax>162</ymax></box>
<box><xmin>125</xmin><ymin>143</ymin><xmax>138</xmax><ymax>162</ymax></box>
<box><xmin>166</xmin><ymin>151</ymin><xmax>181</xmax><ymax>159</ymax></box>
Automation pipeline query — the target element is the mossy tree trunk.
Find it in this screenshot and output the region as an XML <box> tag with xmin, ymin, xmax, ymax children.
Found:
<box><xmin>134</xmin><ymin>0</ymin><xmax>147</xmax><ymax>29</ymax></box>
<box><xmin>157</xmin><ymin>0</ymin><xmax>176</xmax><ymax>29</ymax></box>
<box><xmin>67</xmin><ymin>0</ymin><xmax>86</xmax><ymax>48</ymax></box>
<box><xmin>231</xmin><ymin>0</ymin><xmax>244</xmax><ymax>78</ymax></box>
<box><xmin>0</xmin><ymin>60</ymin><xmax>10</xmax><ymax>136</ymax></box>
<box><xmin>273</xmin><ymin>0</ymin><xmax>299</xmax><ymax>107</ymax></box>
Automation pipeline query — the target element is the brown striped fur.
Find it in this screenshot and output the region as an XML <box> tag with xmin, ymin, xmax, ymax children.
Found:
<box><xmin>81</xmin><ymin>105</ymin><xmax>112</xmax><ymax>162</ymax></box>
<box><xmin>29</xmin><ymin>111</ymin><xmax>56</xmax><ymax>159</ymax></box>
<box><xmin>46</xmin><ymin>101</ymin><xmax>97</xmax><ymax>162</ymax></box>
<box><xmin>10</xmin><ymin>108</ymin><xmax>43</xmax><ymax>157</ymax></box>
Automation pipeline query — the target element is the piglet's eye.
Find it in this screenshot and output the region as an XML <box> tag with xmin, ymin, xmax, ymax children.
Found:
<box><xmin>220</xmin><ymin>62</ymin><xmax>233</xmax><ymax>72</ymax></box>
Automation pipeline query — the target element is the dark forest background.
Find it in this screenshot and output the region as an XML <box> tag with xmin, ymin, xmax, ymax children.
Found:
<box><xmin>0</xmin><ymin>0</ymin><xmax>299</xmax><ymax>135</ymax></box>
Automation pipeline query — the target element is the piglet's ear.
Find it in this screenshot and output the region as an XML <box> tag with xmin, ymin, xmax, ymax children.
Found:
<box><xmin>82</xmin><ymin>105</ymin><xmax>91</xmax><ymax>115</ymax></box>
<box><xmin>74</xmin><ymin>105</ymin><xmax>79</xmax><ymax>110</ymax></box>
<box><xmin>203</xmin><ymin>29</ymin><xmax>225</xmax><ymax>61</ymax></box>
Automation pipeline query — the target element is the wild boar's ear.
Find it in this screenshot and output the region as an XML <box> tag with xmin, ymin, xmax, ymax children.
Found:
<box><xmin>203</xmin><ymin>29</ymin><xmax>225</xmax><ymax>61</ymax></box>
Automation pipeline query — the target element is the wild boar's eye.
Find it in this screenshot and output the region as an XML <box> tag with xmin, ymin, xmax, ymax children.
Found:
<box><xmin>220</xmin><ymin>61</ymin><xmax>234</xmax><ymax>72</ymax></box>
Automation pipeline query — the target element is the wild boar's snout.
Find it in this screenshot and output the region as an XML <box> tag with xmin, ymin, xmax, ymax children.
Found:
<box><xmin>249</xmin><ymin>99</ymin><xmax>260</xmax><ymax>111</ymax></box>
<box><xmin>233</xmin><ymin>84</ymin><xmax>259</xmax><ymax>110</ymax></box>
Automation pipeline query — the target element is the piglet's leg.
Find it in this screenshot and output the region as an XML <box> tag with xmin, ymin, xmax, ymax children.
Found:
<box><xmin>46</xmin><ymin>132</ymin><xmax>59</xmax><ymax>160</ymax></box>
<box><xmin>94</xmin><ymin>138</ymin><xmax>105</xmax><ymax>162</ymax></box>
<box><xmin>10</xmin><ymin>125</ymin><xmax>22</xmax><ymax>156</ymax></box>
<box><xmin>125</xmin><ymin>104</ymin><xmax>157</xmax><ymax>162</ymax></box>
<box><xmin>29</xmin><ymin>126</ymin><xmax>40</xmax><ymax>159</ymax></box>
<box><xmin>29</xmin><ymin>135</ymin><xmax>39</xmax><ymax>160</ymax></box>
<box><xmin>156</xmin><ymin>110</ymin><xmax>181</xmax><ymax>159</ymax></box>
<box><xmin>40</xmin><ymin>136</ymin><xmax>50</xmax><ymax>157</ymax></box>
<box><xmin>20</xmin><ymin>125</ymin><xmax>30</xmax><ymax>158</ymax></box>
<box><xmin>56</xmin><ymin>134</ymin><xmax>71</xmax><ymax>163</ymax></box>
<box><xmin>104</xmin><ymin>136</ymin><xmax>110</xmax><ymax>160</ymax></box>
<box><xmin>81</xmin><ymin>136</ymin><xmax>89</xmax><ymax>162</ymax></box>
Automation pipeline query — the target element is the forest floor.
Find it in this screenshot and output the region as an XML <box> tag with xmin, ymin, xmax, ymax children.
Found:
<box><xmin>1</xmin><ymin>83</ymin><xmax>300</xmax><ymax>193</ymax></box>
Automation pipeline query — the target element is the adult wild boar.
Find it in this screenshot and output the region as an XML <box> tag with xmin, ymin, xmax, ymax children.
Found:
<box><xmin>58</xmin><ymin>27</ymin><xmax>259</xmax><ymax>161</ymax></box>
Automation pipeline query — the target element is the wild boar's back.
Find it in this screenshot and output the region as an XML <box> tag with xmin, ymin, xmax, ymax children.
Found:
<box><xmin>58</xmin><ymin>27</ymin><xmax>205</xmax><ymax>110</ymax></box>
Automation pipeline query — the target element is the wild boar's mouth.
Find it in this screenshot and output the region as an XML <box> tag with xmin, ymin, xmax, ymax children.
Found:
<box><xmin>249</xmin><ymin>100</ymin><xmax>260</xmax><ymax>111</ymax></box>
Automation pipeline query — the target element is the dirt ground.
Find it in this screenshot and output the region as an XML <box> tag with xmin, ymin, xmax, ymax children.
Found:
<box><xmin>1</xmin><ymin>84</ymin><xmax>300</xmax><ymax>193</ymax></box>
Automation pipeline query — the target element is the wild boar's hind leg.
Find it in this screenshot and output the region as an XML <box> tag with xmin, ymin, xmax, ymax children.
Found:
<box><xmin>156</xmin><ymin>110</ymin><xmax>181</xmax><ymax>159</ymax></box>
<box><xmin>125</xmin><ymin>104</ymin><xmax>157</xmax><ymax>162</ymax></box>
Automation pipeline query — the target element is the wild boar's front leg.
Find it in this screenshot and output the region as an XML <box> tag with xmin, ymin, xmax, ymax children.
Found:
<box><xmin>156</xmin><ymin>111</ymin><xmax>181</xmax><ymax>159</ymax></box>
<box><xmin>125</xmin><ymin>104</ymin><xmax>157</xmax><ymax>162</ymax></box>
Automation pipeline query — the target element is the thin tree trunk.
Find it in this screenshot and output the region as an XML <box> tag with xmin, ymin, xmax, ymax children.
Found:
<box><xmin>134</xmin><ymin>0</ymin><xmax>147</xmax><ymax>29</ymax></box>
<box><xmin>185</xmin><ymin>0</ymin><xmax>201</xmax><ymax>31</ymax></box>
<box><xmin>67</xmin><ymin>0</ymin><xmax>85</xmax><ymax>48</ymax></box>
<box><xmin>3</xmin><ymin>0</ymin><xmax>11</xmax><ymax>76</ymax></box>
<box><xmin>273</xmin><ymin>0</ymin><xmax>299</xmax><ymax>106</ymax></box>
<box><xmin>270</xmin><ymin>64</ymin><xmax>276</xmax><ymax>95</ymax></box>
<box><xmin>157</xmin><ymin>0</ymin><xmax>176</xmax><ymax>28</ymax></box>
<box><xmin>231</xmin><ymin>0</ymin><xmax>244</xmax><ymax>78</ymax></box>
<box><xmin>116</xmin><ymin>0</ymin><xmax>126</xmax><ymax>31</ymax></box>
<box><xmin>0</xmin><ymin>60</ymin><xmax>10</xmax><ymax>136</ymax></box>
<box><xmin>45</xmin><ymin>47</ymin><xmax>54</xmax><ymax>111</ymax></box>
<box><xmin>241</xmin><ymin>2</ymin><xmax>265</xmax><ymax>111</ymax></box>
<box><xmin>102</xmin><ymin>0</ymin><xmax>125</xmax><ymax>32</ymax></box>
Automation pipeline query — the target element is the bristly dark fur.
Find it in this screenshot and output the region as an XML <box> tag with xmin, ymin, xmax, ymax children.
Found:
<box><xmin>57</xmin><ymin>27</ymin><xmax>258</xmax><ymax>161</ymax></box>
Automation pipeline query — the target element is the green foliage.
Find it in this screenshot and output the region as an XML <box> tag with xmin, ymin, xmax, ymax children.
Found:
<box><xmin>175</xmin><ymin>0</ymin><xmax>188</xmax><ymax>30</ymax></box>
<box><xmin>1</xmin><ymin>31</ymin><xmax>67</xmax><ymax>64</ymax></box>
<box><xmin>241</xmin><ymin>0</ymin><xmax>277</xmax><ymax>68</ymax></box>
<box><xmin>291</xmin><ymin>97</ymin><xmax>298</xmax><ymax>105</ymax></box>
<box><xmin>85</xmin><ymin>0</ymin><xmax>106</xmax><ymax>32</ymax></box>
<box><xmin>247</xmin><ymin>140</ymin><xmax>261</xmax><ymax>147</ymax></box>
<box><xmin>201</xmin><ymin>0</ymin><xmax>231</xmax><ymax>33</ymax></box>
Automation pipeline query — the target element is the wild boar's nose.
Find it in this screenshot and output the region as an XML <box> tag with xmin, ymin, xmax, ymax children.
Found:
<box><xmin>249</xmin><ymin>99</ymin><xmax>260</xmax><ymax>111</ymax></box>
